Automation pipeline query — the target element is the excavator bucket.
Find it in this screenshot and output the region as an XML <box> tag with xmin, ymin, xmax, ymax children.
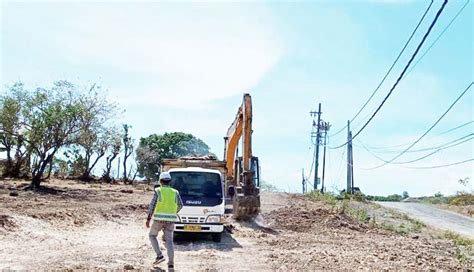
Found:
<box><xmin>232</xmin><ymin>187</ymin><xmax>260</xmax><ymax>219</ymax></box>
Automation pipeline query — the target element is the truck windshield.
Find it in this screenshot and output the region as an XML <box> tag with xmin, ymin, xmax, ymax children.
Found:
<box><xmin>169</xmin><ymin>172</ymin><xmax>223</xmax><ymax>206</ymax></box>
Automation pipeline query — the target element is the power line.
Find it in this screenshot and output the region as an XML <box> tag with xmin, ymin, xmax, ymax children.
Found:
<box><xmin>360</xmin><ymin>120</ymin><xmax>473</xmax><ymax>150</ymax></box>
<box><xmin>366</xmin><ymin>82</ymin><xmax>473</xmax><ymax>170</ymax></box>
<box><xmin>329</xmin><ymin>0</ymin><xmax>434</xmax><ymax>138</ymax></box>
<box><xmin>438</xmin><ymin>120</ymin><xmax>473</xmax><ymax>136</ymax></box>
<box><xmin>356</xmin><ymin>133</ymin><xmax>474</xmax><ymax>154</ymax></box>
<box><xmin>401</xmin><ymin>158</ymin><xmax>474</xmax><ymax>169</ymax></box>
<box><xmin>406</xmin><ymin>0</ymin><xmax>471</xmax><ymax>76</ymax></box>
<box><xmin>357</xmin><ymin>134</ymin><xmax>473</xmax><ymax>165</ymax></box>
<box><xmin>393</xmin><ymin>136</ymin><xmax>473</xmax><ymax>164</ymax></box>
<box><xmin>330</xmin><ymin>0</ymin><xmax>449</xmax><ymax>149</ymax></box>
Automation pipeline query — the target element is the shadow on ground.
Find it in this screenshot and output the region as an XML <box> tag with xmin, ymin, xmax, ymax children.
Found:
<box><xmin>174</xmin><ymin>231</ymin><xmax>242</xmax><ymax>252</ymax></box>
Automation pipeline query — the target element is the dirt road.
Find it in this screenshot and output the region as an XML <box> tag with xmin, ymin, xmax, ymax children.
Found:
<box><xmin>376</xmin><ymin>202</ymin><xmax>474</xmax><ymax>239</ymax></box>
<box><xmin>0</xmin><ymin>180</ymin><xmax>470</xmax><ymax>270</ymax></box>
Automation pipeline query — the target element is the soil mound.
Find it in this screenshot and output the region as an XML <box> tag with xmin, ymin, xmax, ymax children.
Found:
<box><xmin>265</xmin><ymin>203</ymin><xmax>366</xmax><ymax>232</ymax></box>
<box><xmin>0</xmin><ymin>214</ymin><xmax>17</xmax><ymax>230</ymax></box>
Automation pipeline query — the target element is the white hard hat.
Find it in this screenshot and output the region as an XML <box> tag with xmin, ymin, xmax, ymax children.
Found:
<box><xmin>159</xmin><ymin>172</ymin><xmax>172</xmax><ymax>181</ymax></box>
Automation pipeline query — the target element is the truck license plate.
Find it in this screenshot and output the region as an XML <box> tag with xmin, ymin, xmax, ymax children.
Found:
<box><xmin>184</xmin><ymin>225</ymin><xmax>202</xmax><ymax>232</ymax></box>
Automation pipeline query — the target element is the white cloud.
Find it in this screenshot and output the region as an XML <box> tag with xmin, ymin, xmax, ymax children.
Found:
<box><xmin>58</xmin><ymin>3</ymin><xmax>284</xmax><ymax>108</ymax></box>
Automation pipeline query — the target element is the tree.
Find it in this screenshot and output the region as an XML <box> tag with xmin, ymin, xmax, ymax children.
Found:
<box><xmin>136</xmin><ymin>132</ymin><xmax>211</xmax><ymax>181</ymax></box>
<box><xmin>260</xmin><ymin>180</ymin><xmax>279</xmax><ymax>192</ymax></box>
<box><xmin>1</xmin><ymin>81</ymin><xmax>116</xmax><ymax>189</ymax></box>
<box><xmin>102</xmin><ymin>128</ymin><xmax>122</xmax><ymax>182</ymax></box>
<box><xmin>64</xmin><ymin>145</ymin><xmax>87</xmax><ymax>177</ymax></box>
<box><xmin>76</xmin><ymin>88</ymin><xmax>116</xmax><ymax>180</ymax></box>
<box><xmin>402</xmin><ymin>191</ymin><xmax>409</xmax><ymax>199</ymax></box>
<box><xmin>122</xmin><ymin>124</ymin><xmax>134</xmax><ymax>182</ymax></box>
<box><xmin>0</xmin><ymin>83</ymin><xmax>28</xmax><ymax>177</ymax></box>
<box><xmin>434</xmin><ymin>192</ymin><xmax>444</xmax><ymax>198</ymax></box>
<box><xmin>23</xmin><ymin>82</ymin><xmax>94</xmax><ymax>189</ymax></box>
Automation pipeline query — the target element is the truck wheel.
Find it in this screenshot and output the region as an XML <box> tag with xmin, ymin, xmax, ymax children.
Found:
<box><xmin>212</xmin><ymin>233</ymin><xmax>222</xmax><ymax>242</ymax></box>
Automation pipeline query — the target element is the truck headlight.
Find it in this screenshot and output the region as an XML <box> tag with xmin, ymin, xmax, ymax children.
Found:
<box><xmin>206</xmin><ymin>215</ymin><xmax>221</xmax><ymax>223</ymax></box>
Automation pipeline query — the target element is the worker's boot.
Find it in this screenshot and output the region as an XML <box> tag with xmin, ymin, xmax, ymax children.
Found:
<box><xmin>153</xmin><ymin>255</ymin><xmax>165</xmax><ymax>267</ymax></box>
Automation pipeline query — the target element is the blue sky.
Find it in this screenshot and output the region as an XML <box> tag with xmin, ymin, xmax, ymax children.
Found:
<box><xmin>1</xmin><ymin>0</ymin><xmax>472</xmax><ymax>196</ymax></box>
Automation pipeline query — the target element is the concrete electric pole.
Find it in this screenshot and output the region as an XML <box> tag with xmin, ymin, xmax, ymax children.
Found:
<box><xmin>310</xmin><ymin>103</ymin><xmax>322</xmax><ymax>191</ymax></box>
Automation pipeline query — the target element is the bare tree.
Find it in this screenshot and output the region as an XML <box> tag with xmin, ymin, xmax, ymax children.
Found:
<box><xmin>102</xmin><ymin>129</ymin><xmax>122</xmax><ymax>182</ymax></box>
<box><xmin>122</xmin><ymin>124</ymin><xmax>134</xmax><ymax>183</ymax></box>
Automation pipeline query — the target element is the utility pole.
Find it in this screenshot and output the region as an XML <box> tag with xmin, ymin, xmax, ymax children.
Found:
<box><xmin>310</xmin><ymin>103</ymin><xmax>322</xmax><ymax>191</ymax></box>
<box><xmin>346</xmin><ymin>120</ymin><xmax>352</xmax><ymax>193</ymax></box>
<box><xmin>349</xmin><ymin>131</ymin><xmax>355</xmax><ymax>193</ymax></box>
<box><xmin>321</xmin><ymin>125</ymin><xmax>328</xmax><ymax>193</ymax></box>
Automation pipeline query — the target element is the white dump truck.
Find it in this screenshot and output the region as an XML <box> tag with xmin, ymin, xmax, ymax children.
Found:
<box><xmin>161</xmin><ymin>158</ymin><xmax>226</xmax><ymax>242</ymax></box>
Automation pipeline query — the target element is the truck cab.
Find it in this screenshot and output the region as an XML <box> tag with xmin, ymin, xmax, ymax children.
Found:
<box><xmin>167</xmin><ymin>167</ymin><xmax>225</xmax><ymax>242</ymax></box>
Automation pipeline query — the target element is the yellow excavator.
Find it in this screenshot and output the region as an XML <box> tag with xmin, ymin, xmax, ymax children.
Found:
<box><xmin>161</xmin><ymin>93</ymin><xmax>260</xmax><ymax>220</ymax></box>
<box><xmin>224</xmin><ymin>93</ymin><xmax>260</xmax><ymax>219</ymax></box>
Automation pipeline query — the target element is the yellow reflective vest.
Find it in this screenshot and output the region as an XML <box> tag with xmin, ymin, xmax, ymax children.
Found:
<box><xmin>153</xmin><ymin>187</ymin><xmax>179</xmax><ymax>222</ymax></box>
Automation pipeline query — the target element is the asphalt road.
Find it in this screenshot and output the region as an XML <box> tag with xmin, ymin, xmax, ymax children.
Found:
<box><xmin>376</xmin><ymin>202</ymin><xmax>474</xmax><ymax>239</ymax></box>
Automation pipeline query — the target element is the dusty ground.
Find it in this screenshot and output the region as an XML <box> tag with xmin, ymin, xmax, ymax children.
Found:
<box><xmin>0</xmin><ymin>179</ymin><xmax>472</xmax><ymax>271</ymax></box>
<box><xmin>433</xmin><ymin>203</ymin><xmax>474</xmax><ymax>218</ymax></box>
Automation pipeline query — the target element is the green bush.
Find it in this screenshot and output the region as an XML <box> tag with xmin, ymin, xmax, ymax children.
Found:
<box><xmin>308</xmin><ymin>191</ymin><xmax>338</xmax><ymax>206</ymax></box>
<box><xmin>366</xmin><ymin>194</ymin><xmax>403</xmax><ymax>202</ymax></box>
<box><xmin>347</xmin><ymin>207</ymin><xmax>369</xmax><ymax>222</ymax></box>
<box><xmin>443</xmin><ymin>231</ymin><xmax>473</xmax><ymax>246</ymax></box>
<box><xmin>352</xmin><ymin>192</ymin><xmax>366</xmax><ymax>202</ymax></box>
<box><xmin>448</xmin><ymin>193</ymin><xmax>474</xmax><ymax>206</ymax></box>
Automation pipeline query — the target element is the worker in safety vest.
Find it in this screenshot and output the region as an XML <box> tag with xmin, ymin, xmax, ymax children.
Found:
<box><xmin>146</xmin><ymin>172</ymin><xmax>183</xmax><ymax>269</ymax></box>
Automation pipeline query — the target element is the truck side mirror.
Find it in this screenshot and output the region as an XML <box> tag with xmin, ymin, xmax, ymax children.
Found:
<box><xmin>228</xmin><ymin>186</ymin><xmax>235</xmax><ymax>198</ymax></box>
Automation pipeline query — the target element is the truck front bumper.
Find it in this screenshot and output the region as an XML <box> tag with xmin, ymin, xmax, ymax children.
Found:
<box><xmin>174</xmin><ymin>223</ymin><xmax>224</xmax><ymax>233</ymax></box>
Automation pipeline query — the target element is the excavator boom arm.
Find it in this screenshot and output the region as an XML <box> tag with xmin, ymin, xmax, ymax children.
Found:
<box><xmin>225</xmin><ymin>94</ymin><xmax>253</xmax><ymax>180</ymax></box>
<box><xmin>224</xmin><ymin>94</ymin><xmax>260</xmax><ymax>219</ymax></box>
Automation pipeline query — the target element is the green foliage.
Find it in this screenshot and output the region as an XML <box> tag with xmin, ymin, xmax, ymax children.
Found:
<box><xmin>64</xmin><ymin>146</ymin><xmax>87</xmax><ymax>176</ymax></box>
<box><xmin>441</xmin><ymin>231</ymin><xmax>474</xmax><ymax>264</ymax></box>
<box><xmin>0</xmin><ymin>83</ymin><xmax>27</xmax><ymax>177</ymax></box>
<box><xmin>366</xmin><ymin>194</ymin><xmax>403</xmax><ymax>202</ymax></box>
<box><xmin>448</xmin><ymin>192</ymin><xmax>474</xmax><ymax>206</ymax></box>
<box><xmin>419</xmin><ymin>195</ymin><xmax>449</xmax><ymax>205</ymax></box>
<box><xmin>136</xmin><ymin>132</ymin><xmax>211</xmax><ymax>181</ymax></box>
<box><xmin>346</xmin><ymin>206</ymin><xmax>370</xmax><ymax>222</ymax></box>
<box><xmin>51</xmin><ymin>157</ymin><xmax>69</xmax><ymax>178</ymax></box>
<box><xmin>308</xmin><ymin>191</ymin><xmax>338</xmax><ymax>206</ymax></box>
<box><xmin>259</xmin><ymin>180</ymin><xmax>279</xmax><ymax>192</ymax></box>
<box><xmin>1</xmin><ymin>81</ymin><xmax>120</xmax><ymax>188</ymax></box>
<box><xmin>443</xmin><ymin>231</ymin><xmax>473</xmax><ymax>246</ymax></box>
<box><xmin>352</xmin><ymin>192</ymin><xmax>366</xmax><ymax>202</ymax></box>
<box><xmin>434</xmin><ymin>191</ymin><xmax>444</xmax><ymax>198</ymax></box>
<box><xmin>402</xmin><ymin>191</ymin><xmax>409</xmax><ymax>199</ymax></box>
<box><xmin>380</xmin><ymin>223</ymin><xmax>408</xmax><ymax>235</ymax></box>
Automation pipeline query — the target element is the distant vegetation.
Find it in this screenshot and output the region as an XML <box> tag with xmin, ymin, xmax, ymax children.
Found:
<box><xmin>259</xmin><ymin>180</ymin><xmax>280</xmax><ymax>192</ymax></box>
<box><xmin>136</xmin><ymin>132</ymin><xmax>211</xmax><ymax>181</ymax></box>
<box><xmin>419</xmin><ymin>178</ymin><xmax>473</xmax><ymax>206</ymax></box>
<box><xmin>360</xmin><ymin>191</ymin><xmax>409</xmax><ymax>202</ymax></box>
<box><xmin>0</xmin><ymin>81</ymin><xmax>214</xmax><ymax>190</ymax></box>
